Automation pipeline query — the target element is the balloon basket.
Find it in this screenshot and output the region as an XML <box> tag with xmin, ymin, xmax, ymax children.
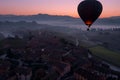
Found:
<box><xmin>87</xmin><ymin>28</ymin><xmax>90</xmax><ymax>31</ymax></box>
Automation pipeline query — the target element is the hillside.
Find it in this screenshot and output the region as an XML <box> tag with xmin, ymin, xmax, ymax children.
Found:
<box><xmin>0</xmin><ymin>14</ymin><xmax>120</xmax><ymax>26</ymax></box>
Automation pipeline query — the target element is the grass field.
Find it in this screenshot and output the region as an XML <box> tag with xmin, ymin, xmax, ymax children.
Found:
<box><xmin>89</xmin><ymin>46</ymin><xmax>120</xmax><ymax>67</ymax></box>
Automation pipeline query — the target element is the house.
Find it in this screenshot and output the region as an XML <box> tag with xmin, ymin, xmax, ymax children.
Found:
<box><xmin>7</xmin><ymin>71</ymin><xmax>17</xmax><ymax>80</ymax></box>
<box><xmin>49</xmin><ymin>60</ymin><xmax>71</xmax><ymax>77</ymax></box>
<box><xmin>0</xmin><ymin>65</ymin><xmax>10</xmax><ymax>80</ymax></box>
<box><xmin>34</xmin><ymin>68</ymin><xmax>46</xmax><ymax>80</ymax></box>
<box><xmin>15</xmin><ymin>67</ymin><xmax>32</xmax><ymax>80</ymax></box>
<box><xmin>74</xmin><ymin>67</ymin><xmax>107</xmax><ymax>80</ymax></box>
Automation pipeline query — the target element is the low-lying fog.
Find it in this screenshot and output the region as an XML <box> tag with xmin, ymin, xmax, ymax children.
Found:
<box><xmin>0</xmin><ymin>14</ymin><xmax>120</xmax><ymax>52</ymax></box>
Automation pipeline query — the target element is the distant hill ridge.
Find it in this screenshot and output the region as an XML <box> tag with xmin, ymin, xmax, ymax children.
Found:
<box><xmin>0</xmin><ymin>14</ymin><xmax>120</xmax><ymax>25</ymax></box>
<box><xmin>0</xmin><ymin>14</ymin><xmax>74</xmax><ymax>21</ymax></box>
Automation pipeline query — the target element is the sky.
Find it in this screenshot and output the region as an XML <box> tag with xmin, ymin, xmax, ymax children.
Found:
<box><xmin>0</xmin><ymin>0</ymin><xmax>120</xmax><ymax>18</ymax></box>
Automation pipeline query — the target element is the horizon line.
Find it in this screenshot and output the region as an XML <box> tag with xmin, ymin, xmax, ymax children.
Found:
<box><xmin>0</xmin><ymin>13</ymin><xmax>120</xmax><ymax>19</ymax></box>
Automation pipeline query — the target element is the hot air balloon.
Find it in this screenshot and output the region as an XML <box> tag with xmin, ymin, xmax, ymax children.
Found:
<box><xmin>77</xmin><ymin>0</ymin><xmax>103</xmax><ymax>31</ymax></box>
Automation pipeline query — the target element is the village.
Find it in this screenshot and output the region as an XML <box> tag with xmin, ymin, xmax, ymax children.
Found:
<box><xmin>0</xmin><ymin>30</ymin><xmax>119</xmax><ymax>80</ymax></box>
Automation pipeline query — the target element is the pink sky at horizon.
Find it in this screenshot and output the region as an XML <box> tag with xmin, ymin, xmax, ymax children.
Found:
<box><xmin>0</xmin><ymin>0</ymin><xmax>120</xmax><ymax>18</ymax></box>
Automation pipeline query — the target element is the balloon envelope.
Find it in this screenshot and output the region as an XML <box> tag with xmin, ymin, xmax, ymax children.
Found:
<box><xmin>78</xmin><ymin>0</ymin><xmax>103</xmax><ymax>30</ymax></box>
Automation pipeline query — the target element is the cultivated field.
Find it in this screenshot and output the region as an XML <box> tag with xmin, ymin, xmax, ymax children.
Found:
<box><xmin>89</xmin><ymin>46</ymin><xmax>120</xmax><ymax>67</ymax></box>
